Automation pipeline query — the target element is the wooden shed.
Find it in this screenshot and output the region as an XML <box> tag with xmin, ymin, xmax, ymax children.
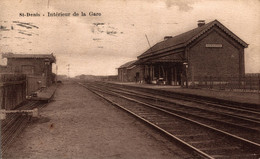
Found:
<box><xmin>2</xmin><ymin>53</ymin><xmax>56</xmax><ymax>93</ymax></box>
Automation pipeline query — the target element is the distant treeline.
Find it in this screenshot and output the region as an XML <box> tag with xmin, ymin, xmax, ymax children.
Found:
<box><xmin>74</xmin><ymin>74</ymin><xmax>118</xmax><ymax>81</ymax></box>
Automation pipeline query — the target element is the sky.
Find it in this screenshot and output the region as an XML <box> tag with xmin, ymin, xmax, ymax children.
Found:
<box><xmin>0</xmin><ymin>0</ymin><xmax>259</xmax><ymax>77</ymax></box>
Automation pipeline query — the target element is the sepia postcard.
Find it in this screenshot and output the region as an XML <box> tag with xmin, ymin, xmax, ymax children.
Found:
<box><xmin>0</xmin><ymin>0</ymin><xmax>260</xmax><ymax>158</ymax></box>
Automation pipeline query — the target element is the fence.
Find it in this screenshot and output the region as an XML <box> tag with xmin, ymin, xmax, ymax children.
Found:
<box><xmin>191</xmin><ymin>74</ymin><xmax>260</xmax><ymax>92</ymax></box>
<box><xmin>0</xmin><ymin>74</ymin><xmax>26</xmax><ymax>110</ymax></box>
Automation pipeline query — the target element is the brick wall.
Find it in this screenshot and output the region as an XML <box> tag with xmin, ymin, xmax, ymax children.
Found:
<box><xmin>127</xmin><ymin>65</ymin><xmax>144</xmax><ymax>82</ymax></box>
<box><xmin>7</xmin><ymin>58</ymin><xmax>45</xmax><ymax>75</ymax></box>
<box><xmin>7</xmin><ymin>58</ymin><xmax>53</xmax><ymax>86</ymax></box>
<box><xmin>118</xmin><ymin>65</ymin><xmax>144</xmax><ymax>82</ymax></box>
<box><xmin>187</xmin><ymin>27</ymin><xmax>244</xmax><ymax>81</ymax></box>
<box><xmin>118</xmin><ymin>68</ymin><xmax>127</xmax><ymax>82</ymax></box>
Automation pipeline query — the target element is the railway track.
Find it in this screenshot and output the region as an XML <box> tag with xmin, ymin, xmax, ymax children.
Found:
<box><xmin>79</xmin><ymin>81</ymin><xmax>260</xmax><ymax>159</ymax></box>
<box><xmin>95</xmin><ymin>82</ymin><xmax>260</xmax><ymax>121</ymax></box>
<box><xmin>100</xmin><ymin>82</ymin><xmax>260</xmax><ymax>111</ymax></box>
<box><xmin>1</xmin><ymin>101</ymin><xmax>47</xmax><ymax>155</ymax></box>
<box><xmin>90</xmin><ymin>82</ymin><xmax>260</xmax><ymax>143</ymax></box>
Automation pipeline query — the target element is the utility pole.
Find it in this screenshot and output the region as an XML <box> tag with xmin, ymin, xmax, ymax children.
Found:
<box><xmin>66</xmin><ymin>64</ymin><xmax>70</xmax><ymax>78</ymax></box>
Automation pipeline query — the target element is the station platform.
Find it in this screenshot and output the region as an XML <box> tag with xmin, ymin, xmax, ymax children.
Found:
<box><xmin>108</xmin><ymin>82</ymin><xmax>260</xmax><ymax>106</ymax></box>
<box><xmin>31</xmin><ymin>84</ymin><xmax>58</xmax><ymax>102</ymax></box>
<box><xmin>4</xmin><ymin>82</ymin><xmax>188</xmax><ymax>158</ymax></box>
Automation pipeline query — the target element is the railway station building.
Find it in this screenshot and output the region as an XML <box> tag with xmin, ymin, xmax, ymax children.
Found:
<box><xmin>118</xmin><ymin>60</ymin><xmax>144</xmax><ymax>82</ymax></box>
<box><xmin>134</xmin><ymin>20</ymin><xmax>248</xmax><ymax>87</ymax></box>
<box><xmin>1</xmin><ymin>53</ymin><xmax>56</xmax><ymax>87</ymax></box>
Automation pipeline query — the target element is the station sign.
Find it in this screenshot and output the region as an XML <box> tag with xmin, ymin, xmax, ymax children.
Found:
<box><xmin>206</xmin><ymin>44</ymin><xmax>223</xmax><ymax>48</ymax></box>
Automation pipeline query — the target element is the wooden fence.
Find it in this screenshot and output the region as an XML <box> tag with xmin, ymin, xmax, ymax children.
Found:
<box><xmin>0</xmin><ymin>74</ymin><xmax>26</xmax><ymax>110</ymax></box>
<box><xmin>191</xmin><ymin>74</ymin><xmax>260</xmax><ymax>92</ymax></box>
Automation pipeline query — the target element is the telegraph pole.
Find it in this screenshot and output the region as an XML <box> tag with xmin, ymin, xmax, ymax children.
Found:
<box><xmin>66</xmin><ymin>64</ymin><xmax>70</xmax><ymax>78</ymax></box>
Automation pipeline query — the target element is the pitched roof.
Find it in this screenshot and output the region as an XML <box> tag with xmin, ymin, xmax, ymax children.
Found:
<box><xmin>2</xmin><ymin>53</ymin><xmax>56</xmax><ymax>63</ymax></box>
<box><xmin>118</xmin><ymin>60</ymin><xmax>137</xmax><ymax>69</ymax></box>
<box><xmin>138</xmin><ymin>20</ymin><xmax>248</xmax><ymax>59</ymax></box>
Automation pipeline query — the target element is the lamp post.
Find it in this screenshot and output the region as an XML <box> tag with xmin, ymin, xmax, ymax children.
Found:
<box><xmin>183</xmin><ymin>62</ymin><xmax>189</xmax><ymax>88</ymax></box>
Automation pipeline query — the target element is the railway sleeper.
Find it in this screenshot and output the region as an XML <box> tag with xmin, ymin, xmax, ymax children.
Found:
<box><xmin>211</xmin><ymin>153</ymin><xmax>260</xmax><ymax>159</ymax></box>
<box><xmin>190</xmin><ymin>140</ymin><xmax>235</xmax><ymax>149</ymax></box>
<box><xmin>83</xmin><ymin>83</ymin><xmax>260</xmax><ymax>158</ymax></box>
<box><xmin>203</xmin><ymin>147</ymin><xmax>254</xmax><ymax>156</ymax></box>
<box><xmin>175</xmin><ymin>134</ymin><xmax>212</xmax><ymax>141</ymax></box>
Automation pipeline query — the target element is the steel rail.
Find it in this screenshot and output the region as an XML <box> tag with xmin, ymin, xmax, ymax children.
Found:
<box><xmin>100</xmin><ymin>81</ymin><xmax>260</xmax><ymax>114</ymax></box>
<box><xmin>1</xmin><ymin>101</ymin><xmax>47</xmax><ymax>155</ymax></box>
<box><xmin>79</xmin><ymin>82</ymin><xmax>260</xmax><ymax>158</ymax></box>
<box><xmin>95</xmin><ymin>82</ymin><xmax>260</xmax><ymax>122</ymax></box>
<box><xmin>79</xmin><ymin>83</ymin><xmax>213</xmax><ymax>159</ymax></box>
<box><xmin>80</xmin><ymin>83</ymin><xmax>260</xmax><ymax>148</ymax></box>
<box><xmin>90</xmin><ymin>82</ymin><xmax>260</xmax><ymax>130</ymax></box>
<box><xmin>106</xmin><ymin>85</ymin><xmax>260</xmax><ymax>125</ymax></box>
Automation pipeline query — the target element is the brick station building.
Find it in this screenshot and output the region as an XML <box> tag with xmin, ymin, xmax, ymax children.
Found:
<box><xmin>118</xmin><ymin>60</ymin><xmax>144</xmax><ymax>82</ymax></box>
<box><xmin>1</xmin><ymin>53</ymin><xmax>56</xmax><ymax>87</ymax></box>
<box><xmin>121</xmin><ymin>20</ymin><xmax>248</xmax><ymax>87</ymax></box>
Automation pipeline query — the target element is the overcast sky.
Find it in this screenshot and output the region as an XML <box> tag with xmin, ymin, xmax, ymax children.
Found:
<box><xmin>0</xmin><ymin>0</ymin><xmax>259</xmax><ymax>76</ymax></box>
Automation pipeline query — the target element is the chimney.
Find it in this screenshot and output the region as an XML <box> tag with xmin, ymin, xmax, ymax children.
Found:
<box><xmin>197</xmin><ymin>20</ymin><xmax>205</xmax><ymax>27</ymax></box>
<box><xmin>164</xmin><ymin>36</ymin><xmax>172</xmax><ymax>41</ymax></box>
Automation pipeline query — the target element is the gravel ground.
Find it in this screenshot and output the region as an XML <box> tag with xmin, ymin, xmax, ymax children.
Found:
<box><xmin>3</xmin><ymin>82</ymin><xmax>190</xmax><ymax>159</ymax></box>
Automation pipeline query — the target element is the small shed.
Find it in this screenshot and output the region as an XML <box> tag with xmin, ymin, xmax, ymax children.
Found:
<box><xmin>2</xmin><ymin>53</ymin><xmax>56</xmax><ymax>93</ymax></box>
<box><xmin>118</xmin><ymin>60</ymin><xmax>144</xmax><ymax>82</ymax></box>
